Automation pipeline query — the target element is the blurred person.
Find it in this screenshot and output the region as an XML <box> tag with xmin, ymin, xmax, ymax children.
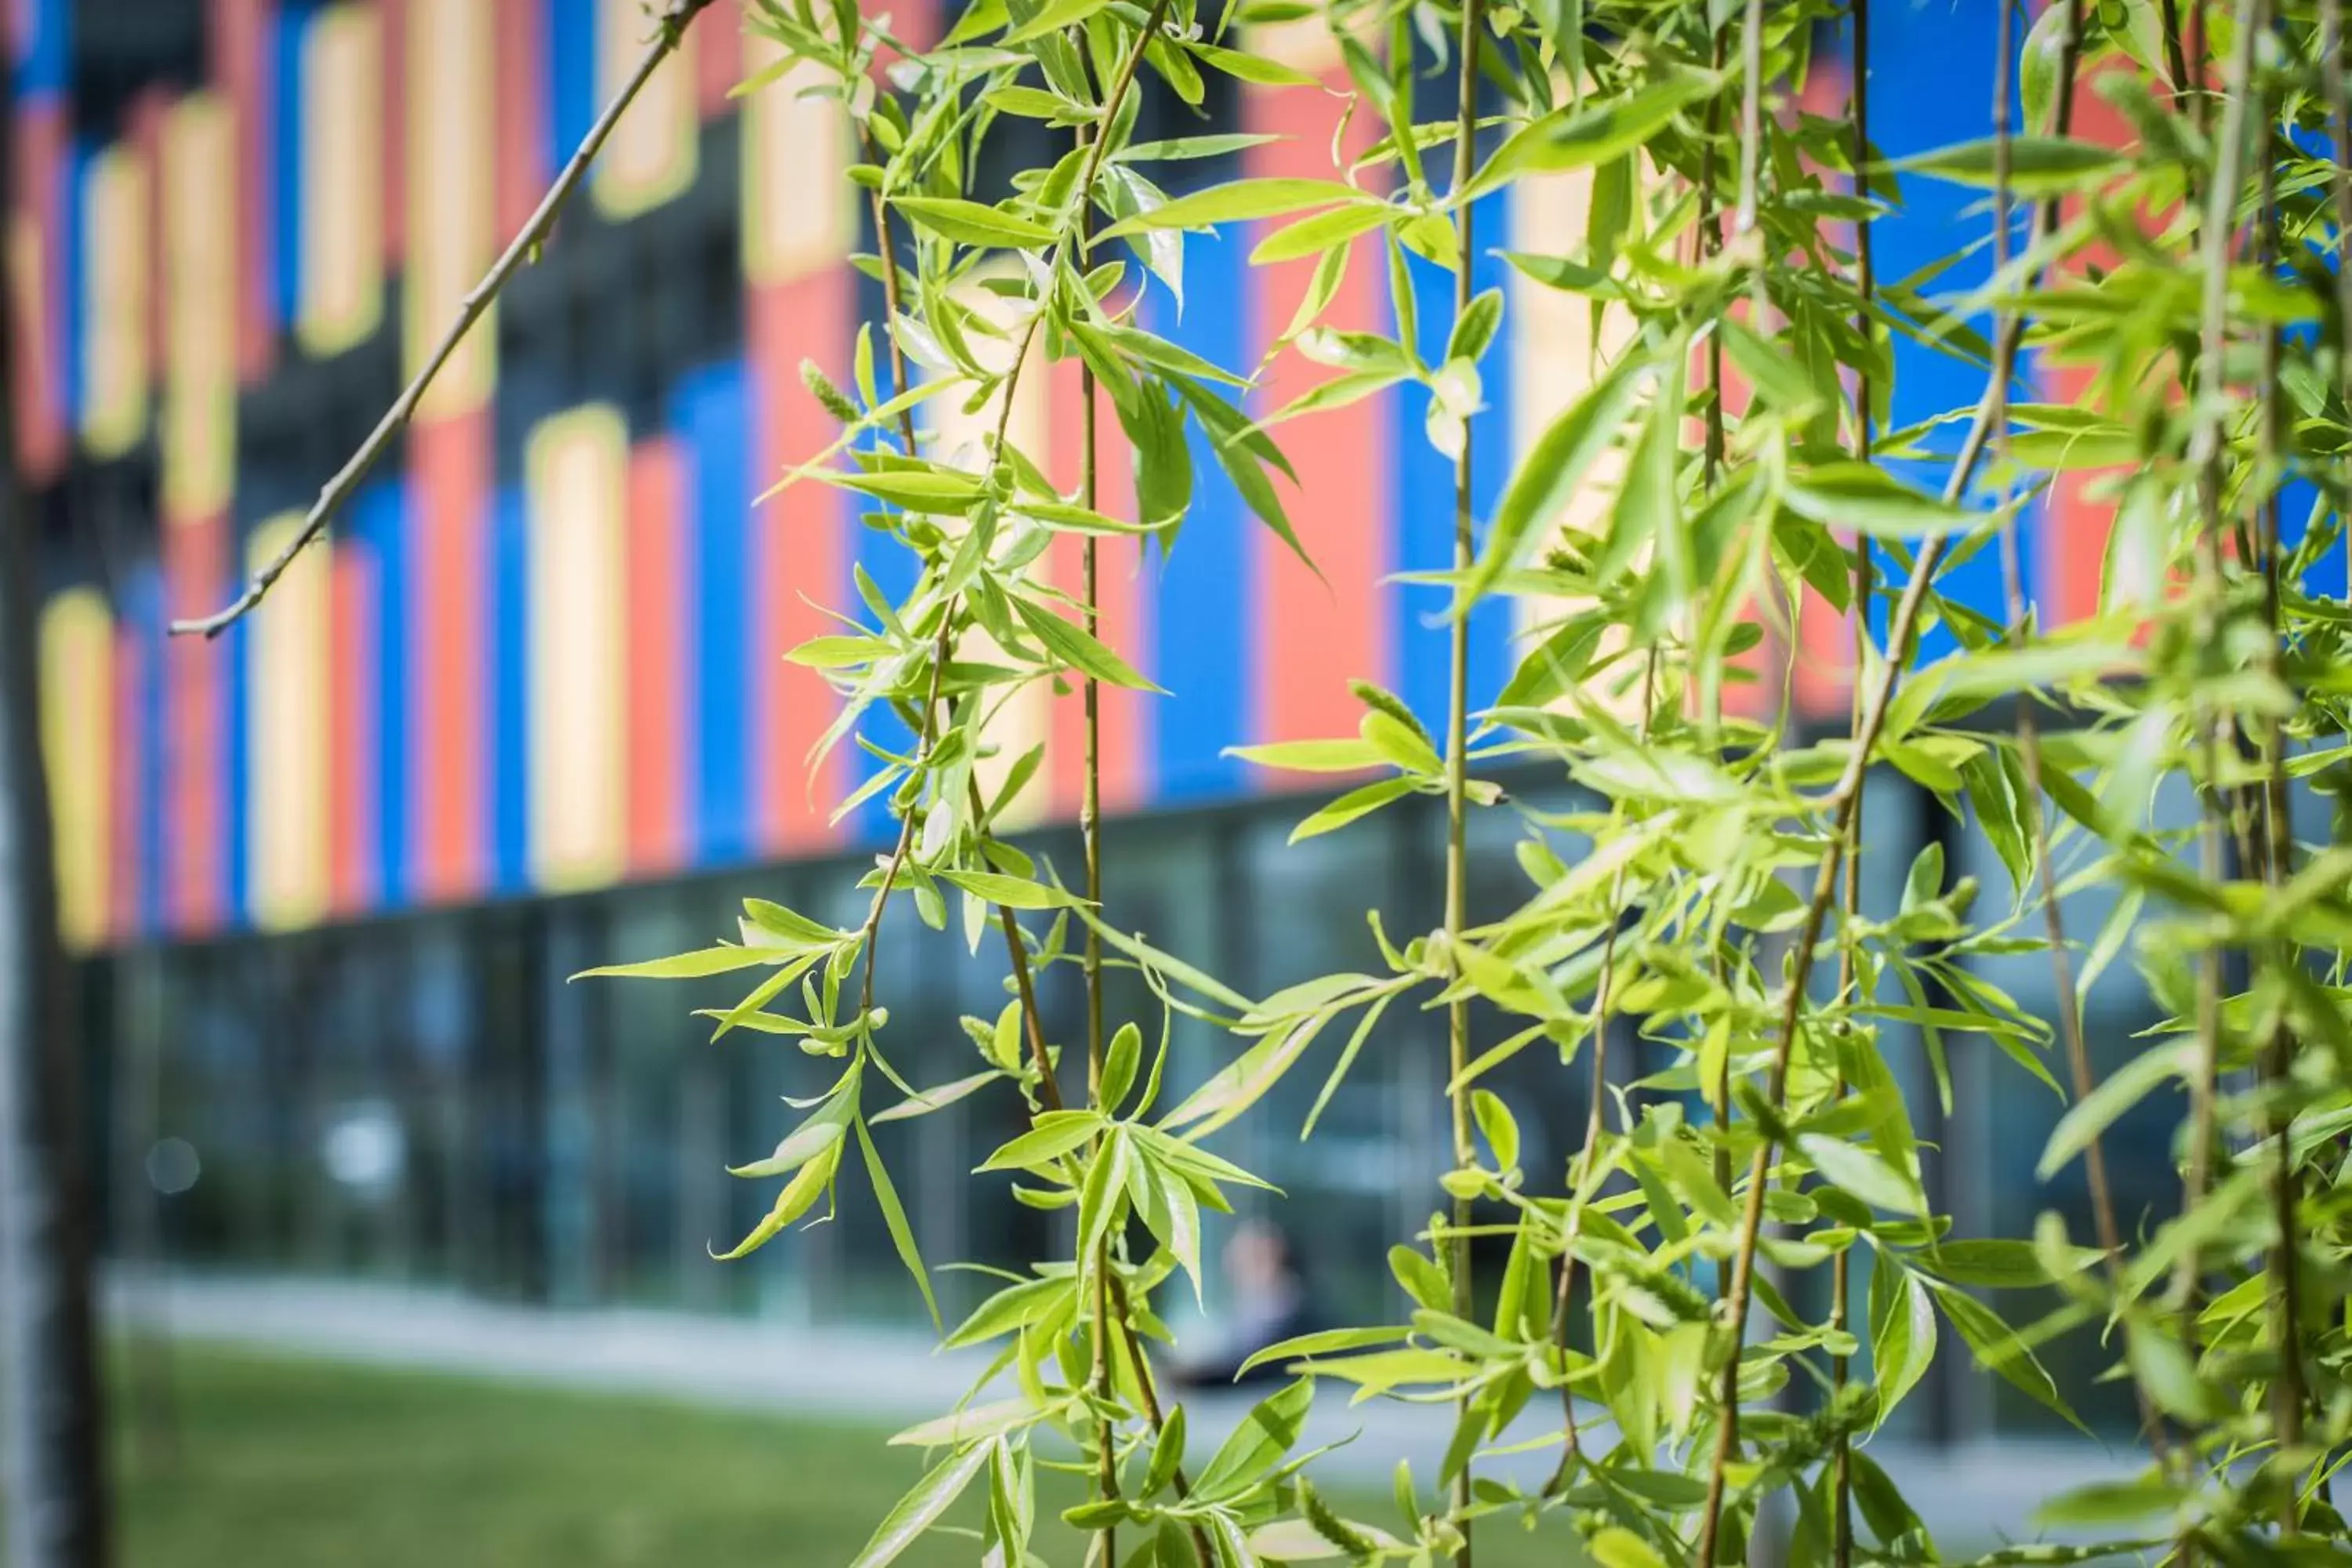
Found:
<box><xmin>1167</xmin><ymin>1218</ymin><xmax>1323</xmax><ymax>1389</ymax></box>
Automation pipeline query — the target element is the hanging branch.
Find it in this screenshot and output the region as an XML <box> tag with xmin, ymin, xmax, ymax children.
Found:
<box><xmin>1693</xmin><ymin>6</ymin><xmax>2088</xmax><ymax>1559</ymax></box>
<box><xmin>1829</xmin><ymin>5</ymin><xmax>1874</xmax><ymax>1563</ymax></box>
<box><xmin>169</xmin><ymin>0</ymin><xmax>719</xmax><ymax>639</ymax></box>
<box><xmin>1443</xmin><ymin>1</ymin><xmax>1487</xmax><ymax>1559</ymax></box>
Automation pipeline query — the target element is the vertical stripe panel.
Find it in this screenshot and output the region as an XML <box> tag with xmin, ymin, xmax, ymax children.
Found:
<box><xmin>38</xmin><ymin>589</ymin><xmax>111</xmax><ymax>952</ymax></box>
<box><xmin>406</xmin><ymin>0</ymin><xmax>495</xmax><ymax>414</ymax></box>
<box><xmin>11</xmin><ymin>0</ymin><xmax>67</xmax><ymax>93</ymax></box>
<box><xmin>1241</xmin><ymin>56</ymin><xmax>1388</xmax><ymax>756</ymax></box>
<box><xmin>673</xmin><ymin>360</ymin><xmax>751</xmax><ymax>865</ymax></box>
<box><xmin>272</xmin><ymin>1</ymin><xmax>307</xmax><ymax>331</ymax></box>
<box><xmin>110</xmin><ymin>614</ymin><xmax>144</xmax><ymax>940</ymax></box>
<box><xmin>491</xmin><ymin>486</ymin><xmax>531</xmax><ymax>895</ymax></box>
<box><xmin>1145</xmin><ymin>210</ymin><xmax>1247</xmax><ymax>803</ymax></box>
<box><xmin>526</xmin><ymin>405</ymin><xmax>630</xmax><ymax>891</ymax></box>
<box><xmin>128</xmin><ymin>89</ymin><xmax>172</xmax><ymax>396</ymax></box>
<box><xmin>8</xmin><ymin>97</ymin><xmax>67</xmax><ymax>479</ymax></box>
<box><xmin>495</xmin><ymin>0</ymin><xmax>552</xmax><ymax>237</ymax></box>
<box><xmin>355</xmin><ymin>479</ymin><xmax>410</xmax><ymax>906</ymax></box>
<box><xmin>125</xmin><ymin>568</ymin><xmax>168</xmax><ymax>934</ymax></box>
<box><xmin>379</xmin><ymin>0</ymin><xmax>406</xmax><ymax>262</ymax></box>
<box><xmin>247</xmin><ymin>514</ymin><xmax>332</xmax><ymax>930</ymax></box>
<box><xmin>210</xmin><ymin>0</ymin><xmax>276</xmax><ymax>381</ymax></box>
<box><xmin>78</xmin><ymin>143</ymin><xmax>151</xmax><ymax>458</ymax></box>
<box><xmin>626</xmin><ymin>436</ymin><xmax>692</xmax><ymax>873</ymax></box>
<box><xmin>296</xmin><ymin>3</ymin><xmax>384</xmax><ymax>357</ymax></box>
<box><xmin>593</xmin><ymin>0</ymin><xmax>697</xmax><ymax>218</ymax></box>
<box><xmin>409</xmin><ymin>409</ymin><xmax>492</xmax><ymax>899</ymax></box>
<box><xmin>695</xmin><ymin>0</ymin><xmax>740</xmax><ymax>116</ymax></box>
<box><xmin>549</xmin><ymin>0</ymin><xmax>597</xmax><ymax>168</ymax></box>
<box><xmin>329</xmin><ymin>539</ymin><xmax>378</xmax><ymax>914</ymax></box>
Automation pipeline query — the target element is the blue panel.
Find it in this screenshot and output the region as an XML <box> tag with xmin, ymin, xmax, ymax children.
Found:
<box><xmin>13</xmin><ymin>0</ymin><xmax>69</xmax><ymax>95</ymax></box>
<box><xmin>853</xmin><ymin>332</ymin><xmax>919</xmax><ymax>844</ymax></box>
<box><xmin>549</xmin><ymin>0</ymin><xmax>598</xmax><ymax>172</ymax></box>
<box><xmin>356</xmin><ymin>480</ymin><xmax>410</xmax><ymax>908</ymax></box>
<box><xmin>1148</xmin><ymin>227</ymin><xmax>1248</xmax><ymax>803</ymax></box>
<box><xmin>61</xmin><ymin>136</ymin><xmax>89</xmax><ymax>430</ymax></box>
<box><xmin>1867</xmin><ymin>11</ymin><xmax>2016</xmax><ymax>655</ymax></box>
<box><xmin>1393</xmin><ymin>192</ymin><xmax>1514</xmax><ymax>731</ymax></box>
<box><xmin>673</xmin><ymin>359</ymin><xmax>751</xmax><ymax>866</ymax></box>
<box><xmin>125</xmin><ymin>565</ymin><xmax>168</xmax><ymax>936</ymax></box>
<box><xmin>274</xmin><ymin>2</ymin><xmax>313</xmax><ymax>332</ymax></box>
<box><xmin>491</xmin><ymin>486</ymin><xmax>530</xmax><ymax>894</ymax></box>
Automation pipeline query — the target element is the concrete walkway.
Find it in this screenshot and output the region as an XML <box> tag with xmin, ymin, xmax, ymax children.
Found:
<box><xmin>113</xmin><ymin>1271</ymin><xmax>2138</xmax><ymax>1550</ymax></box>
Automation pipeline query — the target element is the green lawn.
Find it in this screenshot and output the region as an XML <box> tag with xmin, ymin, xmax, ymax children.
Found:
<box><xmin>109</xmin><ymin>1345</ymin><xmax>1582</xmax><ymax>1566</ymax></box>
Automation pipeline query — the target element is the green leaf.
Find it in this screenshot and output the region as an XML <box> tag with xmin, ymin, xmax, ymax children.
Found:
<box><xmin>1290</xmin><ymin>778</ymin><xmax>1416</xmax><ymax>844</ymax></box>
<box><xmin>1472</xmin><ymin>1089</ymin><xmax>1519</xmax><ymax>1171</ymax></box>
<box><xmin>1251</xmin><ymin>202</ymin><xmax>1393</xmax><ymax>265</ymax></box>
<box><xmin>1101</xmin><ymin>178</ymin><xmax>1373</xmax><ymax>237</ymax></box>
<box><xmin>1935</xmin><ymin>1284</ymin><xmax>2084</xmax><ymax>1432</ymax></box>
<box><xmin>1588</xmin><ymin>1528</ymin><xmax>1669</xmax><ymax>1568</ymax></box>
<box><xmin>1868</xmin><ymin>1258</ymin><xmax>1936</xmax><ymax>1428</ymax></box>
<box><xmin>1100</xmin><ymin>1021</ymin><xmax>1143</xmax><ymax>1116</ymax></box>
<box><xmin>855</xmin><ymin>1117</ymin><xmax>938</xmax><ymax>1328</ymax></box>
<box><xmin>870</xmin><ymin>1071</ymin><xmax>1004</xmax><ymax>1124</ymax></box>
<box><xmin>1446</xmin><ymin>289</ymin><xmax>1504</xmax><ymax>366</ymax></box>
<box><xmin>887</xmin><ymin>1398</ymin><xmax>1037</xmax><ymax>1449</ymax></box>
<box><xmin>725</xmin><ymin>1116</ymin><xmax>847</xmax><ymax>1178</ymax></box>
<box><xmin>1187</xmin><ymin>40</ymin><xmax>1319</xmax><ymax>85</ymax></box>
<box><xmin>1465</xmin><ymin>69</ymin><xmax>1718</xmax><ymax>199</ymax></box>
<box><xmin>1465</xmin><ymin>350</ymin><xmax>1649</xmax><ymax>604</ymax></box>
<box><xmin>1011</xmin><ymin>595</ymin><xmax>1163</xmax><ymax>691</ymax></box>
<box><xmin>573</xmin><ymin>946</ymin><xmax>781</xmax><ymax>982</ymax></box>
<box><xmin>1194</xmin><ymin>1377</ymin><xmax>1314</xmax><ymax>1500</ymax></box>
<box><xmin>834</xmin><ymin>468</ymin><xmax>987</xmax><ymax>513</ymax></box>
<box><xmin>1002</xmin><ymin>0</ymin><xmax>1112</xmax><ymax>42</ymax></box>
<box><xmin>978</xmin><ymin>1110</ymin><xmax>1104</xmax><ymax>1172</ymax></box>
<box><xmin>846</xmin><ymin>1441</ymin><xmax>993</xmax><ymax>1568</ymax></box>
<box><xmin>1227</xmin><ymin>738</ymin><xmax>1383</xmax><ymax>773</ymax></box>
<box><xmin>1929</xmin><ymin>1237</ymin><xmax>2097</xmax><ymax>1290</ymax></box>
<box><xmin>1894</xmin><ymin>136</ymin><xmax>2127</xmax><ymax>194</ymax></box>
<box><xmin>1236</xmin><ymin>1325</ymin><xmax>1408</xmax><ymax>1379</ymax></box>
<box><xmin>1142</xmin><ymin>1404</ymin><xmax>1188</xmax><ymax>1497</ymax></box>
<box><xmin>937</xmin><ymin>868</ymin><xmax>1083</xmax><ymax>909</ymax></box>
<box><xmin>945</xmin><ymin>1276</ymin><xmax>1073</xmax><ymax>1348</ymax></box>
<box><xmin>1783</xmin><ymin>463</ymin><xmax>1976</xmax><ymax>539</ymax></box>
<box><xmin>891</xmin><ymin>195</ymin><xmax>1058</xmax><ymax>249</ymax></box>
<box><xmin>2037</xmin><ymin>1040</ymin><xmax>2186</xmax><ymax>1181</ymax></box>
<box><xmin>713</xmin><ymin>1145</ymin><xmax>837</xmax><ymax>1261</ymax></box>
<box><xmin>1159</xmin><ymin>1014</ymin><xmax>1330</xmax><ymax>1139</ymax></box>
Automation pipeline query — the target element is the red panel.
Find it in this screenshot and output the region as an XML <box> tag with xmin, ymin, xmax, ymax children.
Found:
<box><xmin>493</xmin><ymin>0</ymin><xmax>550</xmax><ymax>238</ymax></box>
<box><xmin>110</xmin><ymin>624</ymin><xmax>144</xmax><ymax>939</ymax></box>
<box><xmin>627</xmin><ymin>437</ymin><xmax>691</xmax><ymax>874</ymax></box>
<box><xmin>1243</xmin><ymin>67</ymin><xmax>1388</xmax><ymax>751</ymax></box>
<box><xmin>128</xmin><ymin>88</ymin><xmax>173</xmax><ymax>399</ymax></box>
<box><xmin>750</xmin><ymin>272</ymin><xmax>851</xmax><ymax>851</ymax></box>
<box><xmin>9</xmin><ymin>97</ymin><xmax>65</xmax><ymax>481</ymax></box>
<box><xmin>1786</xmin><ymin>58</ymin><xmax>1857</xmax><ymax>722</ymax></box>
<box><xmin>380</xmin><ymin>0</ymin><xmax>408</xmax><ymax>263</ymax></box>
<box><xmin>329</xmin><ymin>543</ymin><xmax>378</xmax><ymax>916</ymax></box>
<box><xmin>164</xmin><ymin>510</ymin><xmax>230</xmax><ymax>932</ymax></box>
<box><xmin>409</xmin><ymin>409</ymin><xmax>490</xmax><ymax>901</ymax></box>
<box><xmin>888</xmin><ymin>0</ymin><xmax>942</xmax><ymax>58</ymax></box>
<box><xmin>210</xmin><ymin>0</ymin><xmax>276</xmax><ymax>383</ymax></box>
<box><xmin>697</xmin><ymin>0</ymin><xmax>742</xmax><ymax>116</ymax></box>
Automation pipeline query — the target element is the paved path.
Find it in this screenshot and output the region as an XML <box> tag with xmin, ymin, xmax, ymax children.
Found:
<box><xmin>113</xmin><ymin>1271</ymin><xmax>2140</xmax><ymax>1551</ymax></box>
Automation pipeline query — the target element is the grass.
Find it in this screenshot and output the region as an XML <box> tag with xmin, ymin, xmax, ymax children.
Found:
<box><xmin>107</xmin><ymin>1344</ymin><xmax>1584</xmax><ymax>1566</ymax></box>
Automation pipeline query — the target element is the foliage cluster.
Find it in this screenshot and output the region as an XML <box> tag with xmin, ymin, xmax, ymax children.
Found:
<box><xmin>590</xmin><ymin>0</ymin><xmax>2352</xmax><ymax>1563</ymax></box>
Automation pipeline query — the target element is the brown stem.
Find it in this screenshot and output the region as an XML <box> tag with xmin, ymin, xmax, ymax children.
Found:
<box><xmin>1444</xmin><ymin>2</ymin><xmax>1486</xmax><ymax>1561</ymax></box>
<box><xmin>1985</xmin><ymin>0</ymin><xmax>2171</xmax><ymax>1469</ymax></box>
<box><xmin>1690</xmin><ymin>9</ymin><xmax>2088</xmax><ymax>1560</ymax></box>
<box><xmin>171</xmin><ymin>0</ymin><xmax>718</xmax><ymax>637</ymax></box>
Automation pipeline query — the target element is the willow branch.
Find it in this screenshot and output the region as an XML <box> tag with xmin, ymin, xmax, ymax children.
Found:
<box><xmin>1443</xmin><ymin>2</ymin><xmax>1486</xmax><ymax>1560</ymax></box>
<box><xmin>1831</xmin><ymin>5</ymin><xmax>1874</xmax><ymax>1562</ymax></box>
<box><xmin>170</xmin><ymin>0</ymin><xmax>718</xmax><ymax>638</ymax></box>
<box><xmin>1690</xmin><ymin>7</ymin><xmax>2086</xmax><ymax>1561</ymax></box>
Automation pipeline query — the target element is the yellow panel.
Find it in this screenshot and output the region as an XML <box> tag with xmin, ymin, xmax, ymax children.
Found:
<box><xmin>161</xmin><ymin>93</ymin><xmax>237</xmax><ymax>520</ymax></box>
<box><xmin>739</xmin><ymin>32</ymin><xmax>851</xmax><ymax>284</ymax></box>
<box><xmin>593</xmin><ymin>0</ymin><xmax>699</xmax><ymax>219</ymax></box>
<box><xmin>924</xmin><ymin>269</ymin><xmax>1053</xmax><ymax>829</ymax></box>
<box><xmin>38</xmin><ymin>589</ymin><xmax>111</xmax><ymax>952</ymax></box>
<box><xmin>298</xmin><ymin>4</ymin><xmax>385</xmax><ymax>358</ymax></box>
<box><xmin>79</xmin><ymin>144</ymin><xmax>150</xmax><ymax>459</ymax></box>
<box><xmin>526</xmin><ymin>405</ymin><xmax>629</xmax><ymax>891</ymax></box>
<box><xmin>406</xmin><ymin>0</ymin><xmax>495</xmax><ymax>413</ymax></box>
<box><xmin>1507</xmin><ymin>167</ymin><xmax>1647</xmax><ymax>720</ymax></box>
<box><xmin>247</xmin><ymin>514</ymin><xmax>332</xmax><ymax>931</ymax></box>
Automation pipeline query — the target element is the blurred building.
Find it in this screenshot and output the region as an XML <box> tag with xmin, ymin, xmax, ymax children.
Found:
<box><xmin>9</xmin><ymin>0</ymin><xmax>2331</xmax><ymax>1446</ymax></box>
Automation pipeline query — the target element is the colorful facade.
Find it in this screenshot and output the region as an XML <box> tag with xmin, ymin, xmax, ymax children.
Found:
<box><xmin>22</xmin><ymin>2</ymin><xmax>2331</xmax><ymax>953</ymax></box>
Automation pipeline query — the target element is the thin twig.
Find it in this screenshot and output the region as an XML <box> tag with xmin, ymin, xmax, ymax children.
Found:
<box><xmin>1690</xmin><ymin>8</ymin><xmax>2087</xmax><ymax>1559</ymax></box>
<box><xmin>1831</xmin><ymin>5</ymin><xmax>1874</xmax><ymax>1561</ymax></box>
<box><xmin>170</xmin><ymin>0</ymin><xmax>718</xmax><ymax>638</ymax></box>
<box><xmin>1444</xmin><ymin>2</ymin><xmax>1486</xmax><ymax>1560</ymax></box>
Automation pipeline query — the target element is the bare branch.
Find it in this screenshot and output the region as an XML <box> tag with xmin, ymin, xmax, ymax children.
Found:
<box><xmin>169</xmin><ymin>0</ymin><xmax>720</xmax><ymax>640</ymax></box>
